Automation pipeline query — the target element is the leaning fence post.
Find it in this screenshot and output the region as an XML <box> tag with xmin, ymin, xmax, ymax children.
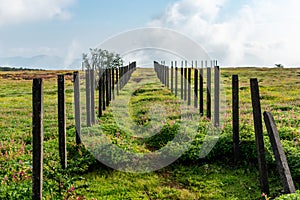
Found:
<box><xmin>263</xmin><ymin>111</ymin><xmax>296</xmax><ymax>194</ymax></box>
<box><xmin>32</xmin><ymin>78</ymin><xmax>44</xmax><ymax>200</ymax></box>
<box><xmin>250</xmin><ymin>78</ymin><xmax>269</xmax><ymax>195</ymax></box>
<box><xmin>232</xmin><ymin>75</ymin><xmax>239</xmax><ymax>164</ymax></box>
<box><xmin>73</xmin><ymin>72</ymin><xmax>82</xmax><ymax>145</ymax></box>
<box><xmin>58</xmin><ymin>75</ymin><xmax>67</xmax><ymax>169</ymax></box>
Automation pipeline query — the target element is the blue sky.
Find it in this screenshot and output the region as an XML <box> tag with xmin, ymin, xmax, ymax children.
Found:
<box><xmin>0</xmin><ymin>0</ymin><xmax>299</xmax><ymax>68</ymax></box>
<box><xmin>0</xmin><ymin>0</ymin><xmax>177</xmax><ymax>57</ymax></box>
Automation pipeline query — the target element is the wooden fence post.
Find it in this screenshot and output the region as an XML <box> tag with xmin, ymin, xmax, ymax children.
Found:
<box><xmin>250</xmin><ymin>78</ymin><xmax>269</xmax><ymax>195</ymax></box>
<box><xmin>194</xmin><ymin>63</ymin><xmax>198</xmax><ymax>108</ymax></box>
<box><xmin>106</xmin><ymin>69</ymin><xmax>110</xmax><ymax>107</ymax></box>
<box><xmin>32</xmin><ymin>78</ymin><xmax>44</xmax><ymax>200</ymax></box>
<box><xmin>58</xmin><ymin>75</ymin><xmax>67</xmax><ymax>169</ymax></box>
<box><xmin>85</xmin><ymin>69</ymin><xmax>91</xmax><ymax>127</ymax></box>
<box><xmin>102</xmin><ymin>69</ymin><xmax>106</xmax><ymax>111</ymax></box>
<box><xmin>166</xmin><ymin>64</ymin><xmax>169</xmax><ymax>88</ymax></box>
<box><xmin>171</xmin><ymin>61</ymin><xmax>174</xmax><ymax>93</ymax></box>
<box><xmin>214</xmin><ymin>65</ymin><xmax>220</xmax><ymax>127</ymax></box>
<box><xmin>90</xmin><ymin>68</ymin><xmax>95</xmax><ymax>125</ymax></box>
<box><xmin>111</xmin><ymin>67</ymin><xmax>115</xmax><ymax>99</ymax></box>
<box><xmin>181</xmin><ymin>62</ymin><xmax>184</xmax><ymax>100</ymax></box>
<box><xmin>109</xmin><ymin>68</ymin><xmax>112</xmax><ymax>102</ymax></box>
<box><xmin>98</xmin><ymin>70</ymin><xmax>103</xmax><ymax>118</ymax></box>
<box><xmin>116</xmin><ymin>67</ymin><xmax>119</xmax><ymax>96</ymax></box>
<box><xmin>73</xmin><ymin>72</ymin><xmax>82</xmax><ymax>145</ymax></box>
<box><xmin>263</xmin><ymin>111</ymin><xmax>296</xmax><ymax>194</ymax></box>
<box><xmin>232</xmin><ymin>75</ymin><xmax>239</xmax><ymax>164</ymax></box>
<box><xmin>200</xmin><ymin>61</ymin><xmax>204</xmax><ymax>116</ymax></box>
<box><xmin>184</xmin><ymin>61</ymin><xmax>187</xmax><ymax>101</ymax></box>
<box><xmin>188</xmin><ymin>67</ymin><xmax>191</xmax><ymax>105</ymax></box>
<box><xmin>175</xmin><ymin>61</ymin><xmax>178</xmax><ymax>97</ymax></box>
<box><xmin>206</xmin><ymin>61</ymin><xmax>211</xmax><ymax>119</ymax></box>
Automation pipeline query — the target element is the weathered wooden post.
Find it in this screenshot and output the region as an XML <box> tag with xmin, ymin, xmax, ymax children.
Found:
<box><xmin>184</xmin><ymin>61</ymin><xmax>188</xmax><ymax>101</ymax></box>
<box><xmin>214</xmin><ymin>65</ymin><xmax>220</xmax><ymax>127</ymax></box>
<box><xmin>175</xmin><ymin>61</ymin><xmax>178</xmax><ymax>97</ymax></box>
<box><xmin>250</xmin><ymin>78</ymin><xmax>269</xmax><ymax>195</ymax></box>
<box><xmin>232</xmin><ymin>75</ymin><xmax>239</xmax><ymax>164</ymax></box>
<box><xmin>171</xmin><ymin>61</ymin><xmax>174</xmax><ymax>93</ymax></box>
<box><xmin>166</xmin><ymin>63</ymin><xmax>169</xmax><ymax>88</ymax></box>
<box><xmin>200</xmin><ymin>61</ymin><xmax>204</xmax><ymax>116</ymax></box>
<box><xmin>109</xmin><ymin>68</ymin><xmax>112</xmax><ymax>102</ymax></box>
<box><xmin>58</xmin><ymin>75</ymin><xmax>67</xmax><ymax>169</ymax></box>
<box><xmin>102</xmin><ymin>69</ymin><xmax>106</xmax><ymax>111</ymax></box>
<box><xmin>111</xmin><ymin>67</ymin><xmax>115</xmax><ymax>99</ymax></box>
<box><xmin>106</xmin><ymin>68</ymin><xmax>110</xmax><ymax>107</ymax></box>
<box><xmin>188</xmin><ymin>66</ymin><xmax>191</xmax><ymax>105</ymax></box>
<box><xmin>116</xmin><ymin>67</ymin><xmax>119</xmax><ymax>96</ymax></box>
<box><xmin>263</xmin><ymin>111</ymin><xmax>296</xmax><ymax>194</ymax></box>
<box><xmin>32</xmin><ymin>78</ymin><xmax>44</xmax><ymax>200</ymax></box>
<box><xmin>181</xmin><ymin>61</ymin><xmax>184</xmax><ymax>100</ymax></box>
<box><xmin>90</xmin><ymin>67</ymin><xmax>95</xmax><ymax>125</ymax></box>
<box><xmin>73</xmin><ymin>72</ymin><xmax>82</xmax><ymax>145</ymax></box>
<box><xmin>98</xmin><ymin>70</ymin><xmax>103</xmax><ymax>118</ymax></box>
<box><xmin>206</xmin><ymin>61</ymin><xmax>211</xmax><ymax>119</ymax></box>
<box><xmin>194</xmin><ymin>61</ymin><xmax>198</xmax><ymax>109</ymax></box>
<box><xmin>85</xmin><ymin>68</ymin><xmax>91</xmax><ymax>127</ymax></box>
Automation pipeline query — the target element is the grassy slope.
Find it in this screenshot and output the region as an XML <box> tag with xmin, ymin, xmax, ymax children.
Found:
<box><xmin>0</xmin><ymin>68</ymin><xmax>299</xmax><ymax>199</ymax></box>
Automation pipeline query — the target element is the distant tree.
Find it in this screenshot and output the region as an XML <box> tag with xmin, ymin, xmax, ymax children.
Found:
<box><xmin>83</xmin><ymin>49</ymin><xmax>123</xmax><ymax>70</ymax></box>
<box><xmin>82</xmin><ymin>48</ymin><xmax>123</xmax><ymax>88</ymax></box>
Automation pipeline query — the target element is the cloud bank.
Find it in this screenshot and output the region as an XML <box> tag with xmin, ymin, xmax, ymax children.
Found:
<box><xmin>0</xmin><ymin>0</ymin><xmax>75</xmax><ymax>26</ymax></box>
<box><xmin>148</xmin><ymin>0</ymin><xmax>300</xmax><ymax>67</ymax></box>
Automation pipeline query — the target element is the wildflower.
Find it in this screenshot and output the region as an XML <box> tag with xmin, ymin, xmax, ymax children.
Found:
<box><xmin>19</xmin><ymin>160</ymin><xmax>23</xmax><ymax>164</ymax></box>
<box><xmin>262</xmin><ymin>193</ymin><xmax>266</xmax><ymax>197</ymax></box>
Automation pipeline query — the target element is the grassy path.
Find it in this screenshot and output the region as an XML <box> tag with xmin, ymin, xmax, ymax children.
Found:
<box><xmin>0</xmin><ymin>68</ymin><xmax>299</xmax><ymax>199</ymax></box>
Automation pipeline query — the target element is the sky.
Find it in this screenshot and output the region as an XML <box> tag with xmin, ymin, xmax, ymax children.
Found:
<box><xmin>0</xmin><ymin>0</ymin><xmax>300</xmax><ymax>68</ymax></box>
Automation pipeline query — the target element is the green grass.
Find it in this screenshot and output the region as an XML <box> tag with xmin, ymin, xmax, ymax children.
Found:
<box><xmin>0</xmin><ymin>67</ymin><xmax>299</xmax><ymax>199</ymax></box>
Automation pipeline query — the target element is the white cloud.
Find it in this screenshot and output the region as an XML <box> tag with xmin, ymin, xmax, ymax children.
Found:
<box><xmin>0</xmin><ymin>0</ymin><xmax>75</xmax><ymax>26</ymax></box>
<box><xmin>148</xmin><ymin>0</ymin><xmax>300</xmax><ymax>67</ymax></box>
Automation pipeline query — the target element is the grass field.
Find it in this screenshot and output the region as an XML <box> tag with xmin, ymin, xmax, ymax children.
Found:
<box><xmin>0</xmin><ymin>67</ymin><xmax>299</xmax><ymax>199</ymax></box>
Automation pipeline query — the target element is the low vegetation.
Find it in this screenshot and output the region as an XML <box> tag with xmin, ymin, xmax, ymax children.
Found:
<box><xmin>0</xmin><ymin>67</ymin><xmax>299</xmax><ymax>199</ymax></box>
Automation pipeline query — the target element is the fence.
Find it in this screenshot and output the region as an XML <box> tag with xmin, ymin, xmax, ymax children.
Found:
<box><xmin>31</xmin><ymin>62</ymin><xmax>296</xmax><ymax>198</ymax></box>
<box><xmin>154</xmin><ymin>60</ymin><xmax>220</xmax><ymax>127</ymax></box>
<box><xmin>31</xmin><ymin>62</ymin><xmax>136</xmax><ymax>199</ymax></box>
<box><xmin>232</xmin><ymin>75</ymin><xmax>296</xmax><ymax>195</ymax></box>
<box><xmin>153</xmin><ymin>61</ymin><xmax>296</xmax><ymax>195</ymax></box>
